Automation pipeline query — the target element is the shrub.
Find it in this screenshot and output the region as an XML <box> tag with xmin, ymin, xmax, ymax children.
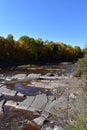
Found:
<box><xmin>64</xmin><ymin>114</ymin><xmax>87</xmax><ymax>130</ymax></box>
<box><xmin>73</xmin><ymin>69</ymin><xmax>82</xmax><ymax>77</ymax></box>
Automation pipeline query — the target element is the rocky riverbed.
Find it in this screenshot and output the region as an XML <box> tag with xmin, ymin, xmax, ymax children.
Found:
<box><xmin>0</xmin><ymin>63</ymin><xmax>85</xmax><ymax>130</ymax></box>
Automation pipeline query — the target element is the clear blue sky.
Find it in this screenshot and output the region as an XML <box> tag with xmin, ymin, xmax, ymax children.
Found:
<box><xmin>0</xmin><ymin>0</ymin><xmax>87</xmax><ymax>48</ymax></box>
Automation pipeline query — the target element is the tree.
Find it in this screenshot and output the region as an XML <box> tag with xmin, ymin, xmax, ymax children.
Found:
<box><xmin>0</xmin><ymin>36</ymin><xmax>5</xmax><ymax>60</ymax></box>
<box><xmin>6</xmin><ymin>34</ymin><xmax>16</xmax><ymax>61</ymax></box>
<box><xmin>35</xmin><ymin>38</ymin><xmax>43</xmax><ymax>45</ymax></box>
<box><xmin>0</xmin><ymin>34</ymin><xmax>83</xmax><ymax>64</ymax></box>
<box><xmin>18</xmin><ymin>35</ymin><xmax>30</xmax><ymax>46</ymax></box>
<box><xmin>6</xmin><ymin>34</ymin><xmax>14</xmax><ymax>43</ymax></box>
<box><xmin>45</xmin><ymin>41</ymin><xmax>56</xmax><ymax>61</ymax></box>
<box><xmin>65</xmin><ymin>45</ymin><xmax>75</xmax><ymax>61</ymax></box>
<box><xmin>74</xmin><ymin>46</ymin><xmax>82</xmax><ymax>59</ymax></box>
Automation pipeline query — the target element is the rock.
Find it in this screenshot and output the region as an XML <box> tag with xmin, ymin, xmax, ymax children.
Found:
<box><xmin>12</xmin><ymin>74</ymin><xmax>26</xmax><ymax>80</ymax></box>
<box><xmin>33</xmin><ymin>116</ymin><xmax>45</xmax><ymax>126</ymax></box>
<box><xmin>1</xmin><ymin>92</ymin><xmax>26</xmax><ymax>102</ymax></box>
<box><xmin>0</xmin><ymin>93</ymin><xmax>3</xmax><ymax>98</ymax></box>
<box><xmin>0</xmin><ymin>109</ymin><xmax>3</xmax><ymax>120</ymax></box>
<box><xmin>44</xmin><ymin>100</ymin><xmax>52</xmax><ymax>112</ymax></box>
<box><xmin>41</xmin><ymin>111</ymin><xmax>49</xmax><ymax>119</ymax></box>
<box><xmin>52</xmin><ymin>87</ymin><xmax>66</xmax><ymax>99</ymax></box>
<box><xmin>53</xmin><ymin>126</ymin><xmax>64</xmax><ymax>130</ymax></box>
<box><xmin>0</xmin><ymin>74</ymin><xmax>6</xmax><ymax>80</ymax></box>
<box><xmin>41</xmin><ymin>125</ymin><xmax>64</xmax><ymax>130</ymax></box>
<box><xmin>0</xmin><ymin>85</ymin><xmax>16</xmax><ymax>94</ymax></box>
<box><xmin>40</xmin><ymin>76</ymin><xmax>58</xmax><ymax>80</ymax></box>
<box><xmin>69</xmin><ymin>93</ymin><xmax>76</xmax><ymax>100</ymax></box>
<box><xmin>4</xmin><ymin>95</ymin><xmax>35</xmax><ymax>111</ymax></box>
<box><xmin>48</xmin><ymin>95</ymin><xmax>55</xmax><ymax>101</ymax></box>
<box><xmin>68</xmin><ymin>94</ymin><xmax>84</xmax><ymax>118</ymax></box>
<box><xmin>45</xmin><ymin>73</ymin><xmax>55</xmax><ymax>76</ymax></box>
<box><xmin>0</xmin><ymin>105</ymin><xmax>3</xmax><ymax>113</ymax></box>
<box><xmin>47</xmin><ymin>96</ymin><xmax>68</xmax><ymax>119</ymax></box>
<box><xmin>29</xmin><ymin>94</ymin><xmax>47</xmax><ymax>112</ymax></box>
<box><xmin>0</xmin><ymin>100</ymin><xmax>4</xmax><ymax>106</ymax></box>
<box><xmin>4</xmin><ymin>100</ymin><xmax>17</xmax><ymax>108</ymax></box>
<box><xmin>27</xmin><ymin>73</ymin><xmax>41</xmax><ymax>80</ymax></box>
<box><xmin>19</xmin><ymin>96</ymin><xmax>35</xmax><ymax>110</ymax></box>
<box><xmin>5</xmin><ymin>76</ymin><xmax>13</xmax><ymax>81</ymax></box>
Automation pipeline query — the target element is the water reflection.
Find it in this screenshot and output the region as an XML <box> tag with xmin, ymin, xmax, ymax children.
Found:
<box><xmin>14</xmin><ymin>82</ymin><xmax>50</xmax><ymax>96</ymax></box>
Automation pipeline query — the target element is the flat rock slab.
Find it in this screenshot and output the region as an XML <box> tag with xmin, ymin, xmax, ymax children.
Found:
<box><xmin>0</xmin><ymin>100</ymin><xmax>4</xmax><ymax>107</ymax></box>
<box><xmin>4</xmin><ymin>100</ymin><xmax>17</xmax><ymax>108</ymax></box>
<box><xmin>0</xmin><ymin>74</ymin><xmax>6</xmax><ymax>80</ymax></box>
<box><xmin>5</xmin><ymin>76</ymin><xmax>13</xmax><ymax>81</ymax></box>
<box><xmin>27</xmin><ymin>73</ymin><xmax>41</xmax><ymax>80</ymax></box>
<box><xmin>43</xmin><ymin>100</ymin><xmax>53</xmax><ymax>112</ymax></box>
<box><xmin>29</xmin><ymin>94</ymin><xmax>47</xmax><ymax>112</ymax></box>
<box><xmin>47</xmin><ymin>96</ymin><xmax>68</xmax><ymax>119</ymax></box>
<box><xmin>12</xmin><ymin>74</ymin><xmax>26</xmax><ymax>80</ymax></box>
<box><xmin>19</xmin><ymin>96</ymin><xmax>35</xmax><ymax>109</ymax></box>
<box><xmin>0</xmin><ymin>86</ymin><xmax>16</xmax><ymax>95</ymax></box>
<box><xmin>1</xmin><ymin>93</ymin><xmax>26</xmax><ymax>102</ymax></box>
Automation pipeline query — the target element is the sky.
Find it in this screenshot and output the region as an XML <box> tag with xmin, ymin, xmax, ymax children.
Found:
<box><xmin>0</xmin><ymin>0</ymin><xmax>87</xmax><ymax>48</ymax></box>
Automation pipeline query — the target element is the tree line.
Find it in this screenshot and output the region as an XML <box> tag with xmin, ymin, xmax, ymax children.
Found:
<box><xmin>0</xmin><ymin>34</ymin><xmax>83</xmax><ymax>66</ymax></box>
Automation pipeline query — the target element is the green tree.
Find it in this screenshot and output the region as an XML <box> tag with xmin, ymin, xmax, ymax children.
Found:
<box><xmin>6</xmin><ymin>34</ymin><xmax>14</xmax><ymax>43</ymax></box>
<box><xmin>6</xmin><ymin>34</ymin><xmax>16</xmax><ymax>61</ymax></box>
<box><xmin>65</xmin><ymin>45</ymin><xmax>75</xmax><ymax>61</ymax></box>
<box><xmin>0</xmin><ymin>36</ymin><xmax>5</xmax><ymax>60</ymax></box>
<box><xmin>45</xmin><ymin>41</ymin><xmax>57</xmax><ymax>61</ymax></box>
<box><xmin>74</xmin><ymin>46</ymin><xmax>82</xmax><ymax>59</ymax></box>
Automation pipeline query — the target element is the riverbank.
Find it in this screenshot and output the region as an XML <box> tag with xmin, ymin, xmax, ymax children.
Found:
<box><xmin>0</xmin><ymin>63</ymin><xmax>84</xmax><ymax>130</ymax></box>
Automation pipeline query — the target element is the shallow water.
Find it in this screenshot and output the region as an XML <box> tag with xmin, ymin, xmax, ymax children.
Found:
<box><xmin>14</xmin><ymin>82</ymin><xmax>45</xmax><ymax>96</ymax></box>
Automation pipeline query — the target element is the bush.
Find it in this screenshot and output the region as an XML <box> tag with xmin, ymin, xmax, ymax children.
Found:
<box><xmin>73</xmin><ymin>69</ymin><xmax>82</xmax><ymax>77</ymax></box>
<box><xmin>64</xmin><ymin>114</ymin><xmax>87</xmax><ymax>130</ymax></box>
<box><xmin>77</xmin><ymin>54</ymin><xmax>87</xmax><ymax>75</ymax></box>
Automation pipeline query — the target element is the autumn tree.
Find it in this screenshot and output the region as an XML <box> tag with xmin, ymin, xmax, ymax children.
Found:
<box><xmin>0</xmin><ymin>34</ymin><xmax>83</xmax><ymax>65</ymax></box>
<box><xmin>18</xmin><ymin>35</ymin><xmax>30</xmax><ymax>46</ymax></box>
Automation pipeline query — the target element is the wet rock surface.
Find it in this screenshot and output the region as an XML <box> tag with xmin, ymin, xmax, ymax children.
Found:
<box><xmin>0</xmin><ymin>63</ymin><xmax>84</xmax><ymax>130</ymax></box>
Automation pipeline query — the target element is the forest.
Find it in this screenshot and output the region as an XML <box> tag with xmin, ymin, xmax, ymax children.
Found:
<box><xmin>0</xmin><ymin>34</ymin><xmax>84</xmax><ymax>66</ymax></box>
